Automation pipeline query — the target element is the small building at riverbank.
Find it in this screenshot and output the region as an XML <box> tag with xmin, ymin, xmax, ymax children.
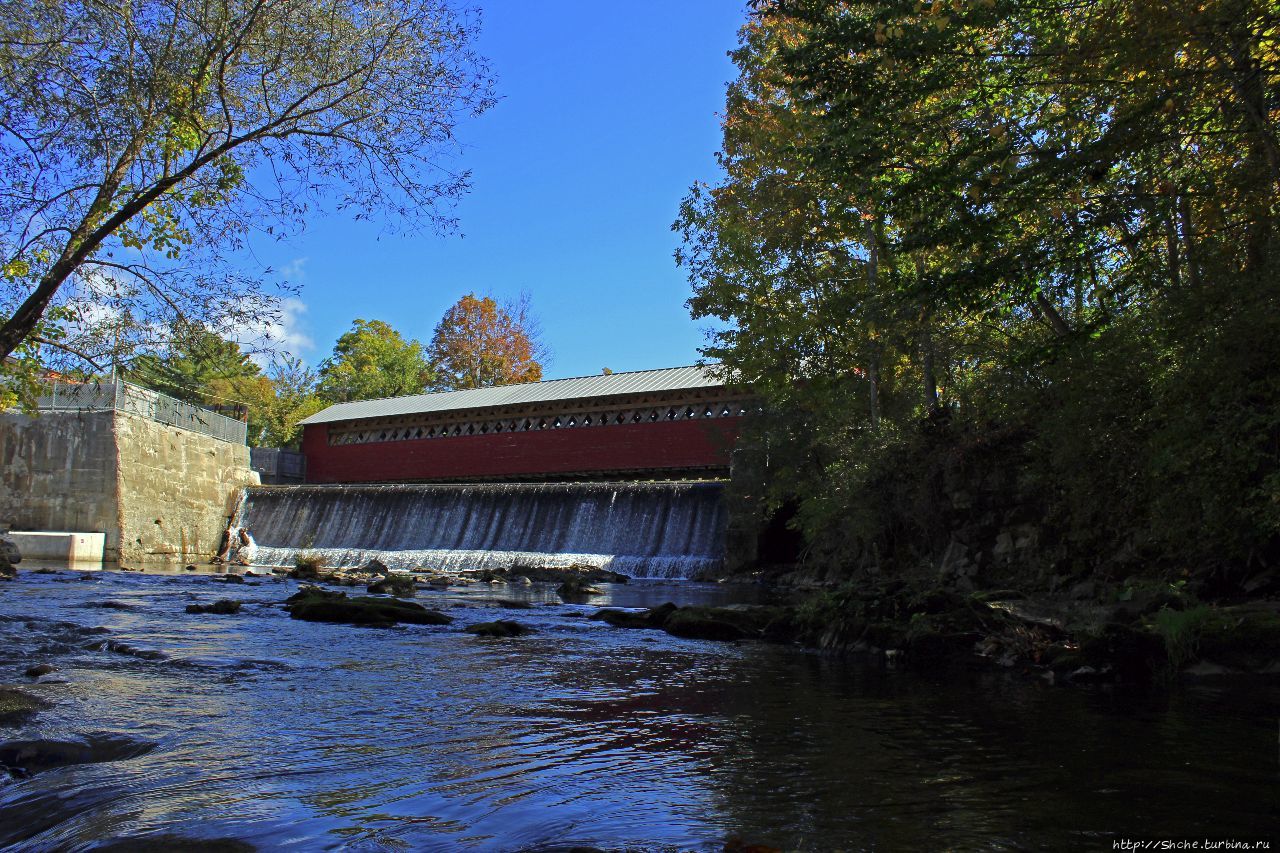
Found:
<box><xmin>0</xmin><ymin>381</ymin><xmax>258</xmax><ymax>563</ymax></box>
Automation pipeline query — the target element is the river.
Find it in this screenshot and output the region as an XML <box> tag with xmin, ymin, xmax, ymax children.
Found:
<box><xmin>0</xmin><ymin>567</ymin><xmax>1275</xmax><ymax>851</ymax></box>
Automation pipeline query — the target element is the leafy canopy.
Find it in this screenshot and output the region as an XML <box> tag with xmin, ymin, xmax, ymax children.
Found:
<box><xmin>428</xmin><ymin>293</ymin><xmax>547</xmax><ymax>390</ymax></box>
<box><xmin>0</xmin><ymin>0</ymin><xmax>495</xmax><ymax>400</ymax></box>
<box><xmin>678</xmin><ymin>0</ymin><xmax>1280</xmax><ymax>569</ymax></box>
<box><xmin>317</xmin><ymin>319</ymin><xmax>432</xmax><ymax>403</ymax></box>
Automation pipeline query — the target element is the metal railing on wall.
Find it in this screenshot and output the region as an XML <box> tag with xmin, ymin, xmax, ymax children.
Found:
<box><xmin>35</xmin><ymin>380</ymin><xmax>248</xmax><ymax>445</ymax></box>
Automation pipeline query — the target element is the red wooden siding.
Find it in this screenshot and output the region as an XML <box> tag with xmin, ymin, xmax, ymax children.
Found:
<box><xmin>301</xmin><ymin>418</ymin><xmax>741</xmax><ymax>483</ymax></box>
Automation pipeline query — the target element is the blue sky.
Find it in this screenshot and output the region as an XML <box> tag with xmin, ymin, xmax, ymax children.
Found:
<box><xmin>250</xmin><ymin>2</ymin><xmax>747</xmax><ymax>379</ymax></box>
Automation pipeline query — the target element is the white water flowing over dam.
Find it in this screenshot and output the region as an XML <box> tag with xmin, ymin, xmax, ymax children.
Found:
<box><xmin>236</xmin><ymin>481</ymin><xmax>728</xmax><ymax>580</ymax></box>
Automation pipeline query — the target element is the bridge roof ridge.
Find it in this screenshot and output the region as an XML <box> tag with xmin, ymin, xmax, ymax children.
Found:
<box><xmin>299</xmin><ymin>363</ymin><xmax>732</xmax><ymax>426</ymax></box>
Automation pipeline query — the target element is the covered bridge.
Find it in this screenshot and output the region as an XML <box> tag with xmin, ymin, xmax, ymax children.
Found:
<box><xmin>299</xmin><ymin>365</ymin><xmax>751</xmax><ymax>483</ymax></box>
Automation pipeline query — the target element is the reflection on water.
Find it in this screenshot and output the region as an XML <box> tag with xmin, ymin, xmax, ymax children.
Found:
<box><xmin>0</xmin><ymin>568</ymin><xmax>1275</xmax><ymax>851</ymax></box>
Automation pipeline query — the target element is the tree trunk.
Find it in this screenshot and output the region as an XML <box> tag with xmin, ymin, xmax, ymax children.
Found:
<box><xmin>865</xmin><ymin>216</ymin><xmax>881</xmax><ymax>428</ymax></box>
<box><xmin>1178</xmin><ymin>193</ymin><xmax>1200</xmax><ymax>288</ymax></box>
<box><xmin>911</xmin><ymin>256</ymin><xmax>940</xmax><ymax>412</ymax></box>
<box><xmin>1035</xmin><ymin>292</ymin><xmax>1072</xmax><ymax>338</ymax></box>
<box><xmin>1165</xmin><ymin>199</ymin><xmax>1182</xmax><ymax>289</ymax></box>
<box><xmin>920</xmin><ymin>315</ymin><xmax>939</xmax><ymax>412</ymax></box>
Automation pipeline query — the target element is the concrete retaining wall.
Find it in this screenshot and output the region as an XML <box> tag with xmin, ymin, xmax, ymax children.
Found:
<box><xmin>7</xmin><ymin>531</ymin><xmax>105</xmax><ymax>562</ymax></box>
<box><xmin>0</xmin><ymin>409</ymin><xmax>257</xmax><ymax>563</ymax></box>
<box><xmin>0</xmin><ymin>411</ymin><xmax>120</xmax><ymax>555</ymax></box>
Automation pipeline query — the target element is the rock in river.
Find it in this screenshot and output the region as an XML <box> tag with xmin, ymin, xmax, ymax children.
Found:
<box><xmin>0</xmin><ymin>535</ymin><xmax>20</xmax><ymax>579</ymax></box>
<box><xmin>367</xmin><ymin>574</ymin><xmax>416</xmax><ymax>597</ymax></box>
<box><xmin>556</xmin><ymin>576</ymin><xmax>602</xmax><ymax>602</ymax></box>
<box><xmin>285</xmin><ymin>586</ymin><xmax>452</xmax><ymax>627</ymax></box>
<box><xmin>23</xmin><ymin>663</ymin><xmax>56</xmax><ymax>678</ymax></box>
<box><xmin>465</xmin><ymin>620</ymin><xmax>533</xmax><ymax>638</ymax></box>
<box><xmin>0</xmin><ymin>687</ymin><xmax>51</xmax><ymax>724</ymax></box>
<box><xmin>590</xmin><ymin>603</ymin><xmax>795</xmax><ymax>643</ymax></box>
<box><xmin>590</xmin><ymin>602</ymin><xmax>678</xmax><ymax>630</ymax></box>
<box><xmin>0</xmin><ymin>733</ymin><xmax>155</xmax><ymax>778</ymax></box>
<box><xmin>186</xmin><ymin>600</ymin><xmax>242</xmax><ymax>615</ymax></box>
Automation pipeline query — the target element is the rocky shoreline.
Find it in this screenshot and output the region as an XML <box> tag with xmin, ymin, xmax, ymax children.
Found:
<box><xmin>6</xmin><ymin>533</ymin><xmax>1277</xmax><ymax>686</ymax></box>
<box><xmin>275</xmin><ymin>553</ymin><xmax>1280</xmax><ymax>686</ymax></box>
<box><xmin>715</xmin><ymin>566</ymin><xmax>1280</xmax><ymax>686</ymax></box>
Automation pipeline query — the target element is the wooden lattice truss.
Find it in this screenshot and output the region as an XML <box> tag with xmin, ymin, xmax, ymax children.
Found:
<box><xmin>326</xmin><ymin>387</ymin><xmax>754</xmax><ymax>447</ymax></box>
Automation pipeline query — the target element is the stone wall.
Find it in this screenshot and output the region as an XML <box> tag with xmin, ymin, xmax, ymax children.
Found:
<box><xmin>114</xmin><ymin>413</ymin><xmax>257</xmax><ymax>563</ymax></box>
<box><xmin>0</xmin><ymin>411</ymin><xmax>119</xmax><ymax>554</ymax></box>
<box><xmin>0</xmin><ymin>409</ymin><xmax>257</xmax><ymax>563</ymax></box>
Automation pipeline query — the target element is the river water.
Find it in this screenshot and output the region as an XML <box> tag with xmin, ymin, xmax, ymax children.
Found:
<box><xmin>0</xmin><ymin>567</ymin><xmax>1275</xmax><ymax>851</ymax></box>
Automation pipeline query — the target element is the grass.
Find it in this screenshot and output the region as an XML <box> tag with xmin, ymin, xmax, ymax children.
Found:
<box><xmin>294</xmin><ymin>551</ymin><xmax>325</xmax><ymax>572</ymax></box>
<box><xmin>1150</xmin><ymin>605</ymin><xmax>1211</xmax><ymax>671</ymax></box>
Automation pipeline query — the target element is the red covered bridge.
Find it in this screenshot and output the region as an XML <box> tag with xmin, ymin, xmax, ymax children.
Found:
<box><xmin>299</xmin><ymin>365</ymin><xmax>751</xmax><ymax>483</ymax></box>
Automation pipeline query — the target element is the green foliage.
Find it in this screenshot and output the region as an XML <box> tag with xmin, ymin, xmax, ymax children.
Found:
<box><xmin>294</xmin><ymin>552</ymin><xmax>325</xmax><ymax>573</ymax></box>
<box><xmin>128</xmin><ymin>330</ymin><xmax>327</xmax><ymax>448</ymax></box>
<box><xmin>680</xmin><ymin>1</ymin><xmax>1280</xmax><ymax>590</ymax></box>
<box><xmin>129</xmin><ymin>325</ymin><xmax>261</xmax><ymax>405</ymax></box>
<box><xmin>317</xmin><ymin>319</ymin><xmax>432</xmax><ymax>403</ymax></box>
<box><xmin>1150</xmin><ymin>605</ymin><xmax>1211</xmax><ymax>672</ymax></box>
<box><xmin>258</xmin><ymin>356</ymin><xmax>324</xmax><ymax>449</ymax></box>
<box><xmin>0</xmin><ymin>0</ymin><xmax>495</xmax><ymax>380</ymax></box>
<box><xmin>0</xmin><ymin>305</ymin><xmax>82</xmax><ymax>412</ymax></box>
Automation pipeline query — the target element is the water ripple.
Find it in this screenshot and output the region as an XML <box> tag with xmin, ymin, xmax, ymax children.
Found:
<box><xmin>0</xmin><ymin>569</ymin><xmax>1274</xmax><ymax>851</ymax></box>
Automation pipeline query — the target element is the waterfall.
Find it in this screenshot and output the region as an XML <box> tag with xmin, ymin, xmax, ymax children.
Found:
<box><xmin>236</xmin><ymin>481</ymin><xmax>728</xmax><ymax>580</ymax></box>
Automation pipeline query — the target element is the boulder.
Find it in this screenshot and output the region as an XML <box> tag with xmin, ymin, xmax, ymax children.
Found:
<box><xmin>479</xmin><ymin>598</ymin><xmax>534</xmax><ymax>609</ymax></box>
<box><xmin>556</xmin><ymin>576</ymin><xmax>602</xmax><ymax>602</ymax></box>
<box><xmin>591</xmin><ymin>603</ymin><xmax>794</xmax><ymax>644</ymax></box>
<box><xmin>1</xmin><ymin>535</ymin><xmax>20</xmax><ymax>565</ymax></box>
<box><xmin>285</xmin><ymin>584</ymin><xmax>343</xmax><ymax>604</ymax></box>
<box><xmin>662</xmin><ymin>608</ymin><xmax>746</xmax><ymax>641</ymax></box>
<box><xmin>465</xmin><ymin>620</ymin><xmax>532</xmax><ymax>638</ymax></box>
<box><xmin>185</xmin><ymin>599</ymin><xmax>242</xmax><ymax>615</ymax></box>
<box><xmin>665</xmin><ymin>605</ymin><xmax>792</xmax><ymax>642</ymax></box>
<box><xmin>287</xmin><ymin>564</ymin><xmax>322</xmax><ymax>580</ymax></box>
<box><xmin>0</xmin><ymin>688</ymin><xmax>50</xmax><ymax>724</ymax></box>
<box><xmin>0</xmin><ymin>535</ymin><xmax>18</xmax><ymax>580</ymax></box>
<box><xmin>367</xmin><ymin>574</ymin><xmax>416</xmax><ymax>597</ymax></box>
<box><xmin>496</xmin><ymin>564</ymin><xmax>629</xmax><ymax>584</ymax></box>
<box><xmin>361</xmin><ymin>558</ymin><xmax>391</xmax><ymax>575</ymax></box>
<box><xmin>590</xmin><ymin>602</ymin><xmax>678</xmax><ymax>630</ymax></box>
<box><xmin>285</xmin><ymin>587</ymin><xmax>452</xmax><ymax>627</ymax></box>
<box><xmin>1081</xmin><ymin>622</ymin><xmax>1167</xmax><ymax>682</ymax></box>
<box><xmin>23</xmin><ymin>663</ymin><xmax>56</xmax><ymax>678</ymax></box>
<box><xmin>0</xmin><ymin>733</ymin><xmax>154</xmax><ymax>777</ymax></box>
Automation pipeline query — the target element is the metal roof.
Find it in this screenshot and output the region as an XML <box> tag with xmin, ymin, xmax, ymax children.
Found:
<box><xmin>299</xmin><ymin>365</ymin><xmax>730</xmax><ymax>426</ymax></box>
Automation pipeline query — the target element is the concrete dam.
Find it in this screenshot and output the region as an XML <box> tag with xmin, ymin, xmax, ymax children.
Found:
<box><xmin>236</xmin><ymin>481</ymin><xmax>729</xmax><ymax>580</ymax></box>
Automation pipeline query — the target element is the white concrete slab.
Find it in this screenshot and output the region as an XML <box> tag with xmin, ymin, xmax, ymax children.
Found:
<box><xmin>8</xmin><ymin>531</ymin><xmax>105</xmax><ymax>563</ymax></box>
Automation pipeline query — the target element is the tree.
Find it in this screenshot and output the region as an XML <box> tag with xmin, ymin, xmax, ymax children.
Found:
<box><xmin>679</xmin><ymin>0</ymin><xmax>1280</xmax><ymax>570</ymax></box>
<box><xmin>428</xmin><ymin>293</ymin><xmax>547</xmax><ymax>390</ymax></box>
<box><xmin>0</xmin><ymin>0</ymin><xmax>495</xmax><ymax>388</ymax></box>
<box><xmin>317</xmin><ymin>319</ymin><xmax>432</xmax><ymax>403</ymax></box>
<box><xmin>130</xmin><ymin>324</ymin><xmax>262</xmax><ymax>406</ymax></box>
<box><xmin>258</xmin><ymin>355</ymin><xmax>325</xmax><ymax>448</ymax></box>
<box><xmin>128</xmin><ymin>324</ymin><xmax>283</xmax><ymax>442</ymax></box>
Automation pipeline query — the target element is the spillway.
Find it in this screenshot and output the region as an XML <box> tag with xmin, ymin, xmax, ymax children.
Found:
<box><xmin>236</xmin><ymin>481</ymin><xmax>728</xmax><ymax>580</ymax></box>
